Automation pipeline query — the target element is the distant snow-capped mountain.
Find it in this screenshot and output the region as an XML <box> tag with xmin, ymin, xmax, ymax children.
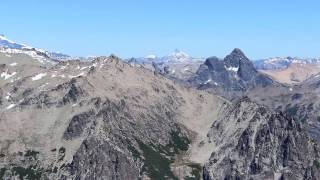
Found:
<box><xmin>0</xmin><ymin>35</ymin><xmax>28</xmax><ymax>49</ymax></box>
<box><xmin>159</xmin><ymin>49</ymin><xmax>192</xmax><ymax>63</ymax></box>
<box><xmin>254</xmin><ymin>57</ymin><xmax>320</xmax><ymax>70</ymax></box>
<box><xmin>0</xmin><ymin>35</ymin><xmax>71</xmax><ymax>61</ymax></box>
<box><xmin>144</xmin><ymin>54</ymin><xmax>157</xmax><ymax>60</ymax></box>
<box><xmin>127</xmin><ymin>50</ymin><xmax>205</xmax><ymax>80</ymax></box>
<box><xmin>132</xmin><ymin>49</ymin><xmax>204</xmax><ymax>65</ymax></box>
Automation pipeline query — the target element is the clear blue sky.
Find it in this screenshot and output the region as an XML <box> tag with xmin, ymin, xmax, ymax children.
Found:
<box><xmin>1</xmin><ymin>0</ymin><xmax>319</xmax><ymax>59</ymax></box>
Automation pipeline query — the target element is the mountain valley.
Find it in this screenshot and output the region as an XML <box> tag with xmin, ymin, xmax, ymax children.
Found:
<box><xmin>1</xmin><ymin>36</ymin><xmax>320</xmax><ymax>179</ymax></box>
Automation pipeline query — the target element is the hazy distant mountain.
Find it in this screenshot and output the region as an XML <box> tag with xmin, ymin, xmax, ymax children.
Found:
<box><xmin>254</xmin><ymin>57</ymin><xmax>320</xmax><ymax>70</ymax></box>
<box><xmin>158</xmin><ymin>49</ymin><xmax>196</xmax><ymax>63</ymax></box>
<box><xmin>128</xmin><ymin>49</ymin><xmax>205</xmax><ymax>80</ymax></box>
<box><xmin>260</xmin><ymin>63</ymin><xmax>320</xmax><ymax>84</ymax></box>
<box><xmin>255</xmin><ymin>57</ymin><xmax>320</xmax><ymax>84</ymax></box>
<box><xmin>131</xmin><ymin>49</ymin><xmax>204</xmax><ymax>64</ymax></box>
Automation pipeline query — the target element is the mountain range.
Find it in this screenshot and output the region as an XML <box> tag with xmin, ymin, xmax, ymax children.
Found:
<box><xmin>254</xmin><ymin>57</ymin><xmax>320</xmax><ymax>84</ymax></box>
<box><xmin>254</xmin><ymin>57</ymin><xmax>320</xmax><ymax>70</ymax></box>
<box><xmin>1</xmin><ymin>36</ymin><xmax>320</xmax><ymax>179</ymax></box>
<box><xmin>2</xmin><ymin>34</ymin><xmax>320</xmax><ymax>85</ymax></box>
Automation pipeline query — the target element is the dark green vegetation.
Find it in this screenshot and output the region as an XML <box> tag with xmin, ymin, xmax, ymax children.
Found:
<box><xmin>137</xmin><ymin>140</ymin><xmax>177</xmax><ymax>180</ymax></box>
<box><xmin>184</xmin><ymin>163</ymin><xmax>202</xmax><ymax>180</ymax></box>
<box><xmin>283</xmin><ymin>103</ymin><xmax>312</xmax><ymax>123</ymax></box>
<box><xmin>0</xmin><ymin>168</ymin><xmax>6</xmax><ymax>179</ymax></box>
<box><xmin>24</xmin><ymin>150</ymin><xmax>39</xmax><ymax>159</ymax></box>
<box><xmin>59</xmin><ymin>147</ymin><xmax>66</xmax><ymax>154</ymax></box>
<box><xmin>58</xmin><ymin>147</ymin><xmax>66</xmax><ymax>161</ymax></box>
<box><xmin>127</xmin><ymin>126</ymin><xmax>191</xmax><ymax>180</ymax></box>
<box><xmin>0</xmin><ymin>166</ymin><xmax>42</xmax><ymax>180</ymax></box>
<box><xmin>286</xmin><ymin>104</ymin><xmax>299</xmax><ymax>117</ymax></box>
<box><xmin>12</xmin><ymin>166</ymin><xmax>42</xmax><ymax>180</ymax></box>
<box><xmin>168</xmin><ymin>128</ymin><xmax>191</xmax><ymax>153</ymax></box>
<box><xmin>314</xmin><ymin>160</ymin><xmax>320</xmax><ymax>169</ymax></box>
<box><xmin>0</xmin><ymin>150</ymin><xmax>45</xmax><ymax>179</ymax></box>
<box><xmin>127</xmin><ymin>141</ymin><xmax>140</xmax><ymax>160</ymax></box>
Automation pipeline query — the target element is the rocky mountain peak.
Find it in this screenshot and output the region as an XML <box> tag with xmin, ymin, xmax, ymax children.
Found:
<box><xmin>108</xmin><ymin>54</ymin><xmax>124</xmax><ymax>65</ymax></box>
<box><xmin>204</xmin><ymin>56</ymin><xmax>222</xmax><ymax>71</ymax></box>
<box><xmin>224</xmin><ymin>48</ymin><xmax>251</xmax><ymax>67</ymax></box>
<box><xmin>230</xmin><ymin>48</ymin><xmax>246</xmax><ymax>57</ymax></box>
<box><xmin>189</xmin><ymin>49</ymin><xmax>273</xmax><ymax>99</ymax></box>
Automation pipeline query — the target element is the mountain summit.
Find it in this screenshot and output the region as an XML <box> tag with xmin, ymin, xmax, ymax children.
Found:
<box><xmin>161</xmin><ymin>49</ymin><xmax>191</xmax><ymax>63</ymax></box>
<box><xmin>224</xmin><ymin>48</ymin><xmax>252</xmax><ymax>66</ymax></box>
<box><xmin>189</xmin><ymin>48</ymin><xmax>274</xmax><ymax>99</ymax></box>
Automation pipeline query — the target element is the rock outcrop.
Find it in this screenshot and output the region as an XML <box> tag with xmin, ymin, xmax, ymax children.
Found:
<box><xmin>203</xmin><ymin>97</ymin><xmax>320</xmax><ymax>180</ymax></box>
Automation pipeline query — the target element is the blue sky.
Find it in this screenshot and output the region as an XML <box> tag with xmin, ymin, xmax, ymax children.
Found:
<box><xmin>1</xmin><ymin>0</ymin><xmax>319</xmax><ymax>59</ymax></box>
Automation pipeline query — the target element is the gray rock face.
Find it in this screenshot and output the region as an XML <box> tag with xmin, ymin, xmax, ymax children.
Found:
<box><xmin>203</xmin><ymin>97</ymin><xmax>320</xmax><ymax>180</ymax></box>
<box><xmin>248</xmin><ymin>75</ymin><xmax>320</xmax><ymax>143</ymax></box>
<box><xmin>189</xmin><ymin>49</ymin><xmax>274</xmax><ymax>99</ymax></box>
<box><xmin>66</xmin><ymin>137</ymin><xmax>141</xmax><ymax>180</ymax></box>
<box><xmin>63</xmin><ymin>110</ymin><xmax>96</xmax><ymax>140</ymax></box>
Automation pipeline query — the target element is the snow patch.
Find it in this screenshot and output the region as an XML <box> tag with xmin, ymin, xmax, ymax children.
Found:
<box><xmin>92</xmin><ymin>63</ymin><xmax>98</xmax><ymax>67</ymax></box>
<box><xmin>9</xmin><ymin>62</ymin><xmax>18</xmax><ymax>66</ymax></box>
<box><xmin>1</xmin><ymin>70</ymin><xmax>16</xmax><ymax>80</ymax></box>
<box><xmin>6</xmin><ymin>104</ymin><xmax>16</xmax><ymax>110</ymax></box>
<box><xmin>10</xmin><ymin>77</ymin><xmax>21</xmax><ymax>83</ymax></box>
<box><xmin>80</xmin><ymin>66</ymin><xmax>90</xmax><ymax>70</ymax></box>
<box><xmin>32</xmin><ymin>73</ymin><xmax>47</xmax><ymax>81</ymax></box>
<box><xmin>225</xmin><ymin>66</ymin><xmax>239</xmax><ymax>72</ymax></box>
<box><xmin>68</xmin><ymin>72</ymin><xmax>85</xmax><ymax>78</ymax></box>
<box><xmin>204</xmin><ymin>78</ymin><xmax>212</xmax><ymax>84</ymax></box>
<box><xmin>5</xmin><ymin>93</ymin><xmax>11</xmax><ymax>100</ymax></box>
